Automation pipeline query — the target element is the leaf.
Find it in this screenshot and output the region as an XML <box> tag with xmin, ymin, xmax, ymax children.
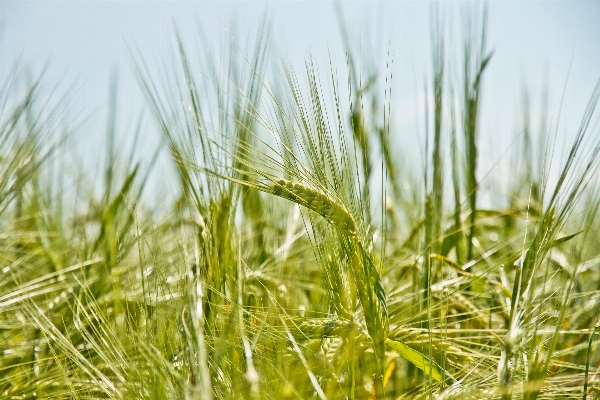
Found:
<box><xmin>385</xmin><ymin>338</ymin><xmax>455</xmax><ymax>382</ymax></box>
<box><xmin>547</xmin><ymin>230</ymin><xmax>584</xmax><ymax>249</ymax></box>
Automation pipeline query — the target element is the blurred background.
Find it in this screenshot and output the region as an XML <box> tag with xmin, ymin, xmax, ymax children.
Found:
<box><xmin>2</xmin><ymin>1</ymin><xmax>599</xmax><ymax>208</ymax></box>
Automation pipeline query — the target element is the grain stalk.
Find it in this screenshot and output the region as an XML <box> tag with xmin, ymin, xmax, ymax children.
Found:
<box><xmin>461</xmin><ymin>5</ymin><xmax>493</xmax><ymax>261</ymax></box>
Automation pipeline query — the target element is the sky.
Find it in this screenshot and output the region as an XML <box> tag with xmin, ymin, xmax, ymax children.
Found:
<box><xmin>1</xmin><ymin>1</ymin><xmax>600</xmax><ymax>206</ymax></box>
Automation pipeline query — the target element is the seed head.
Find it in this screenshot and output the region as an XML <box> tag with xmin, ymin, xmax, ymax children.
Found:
<box><xmin>271</xmin><ymin>179</ymin><xmax>358</xmax><ymax>236</ymax></box>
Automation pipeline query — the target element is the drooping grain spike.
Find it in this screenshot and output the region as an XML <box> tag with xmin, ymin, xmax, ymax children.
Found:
<box><xmin>270</xmin><ymin>179</ymin><xmax>358</xmax><ymax>236</ymax></box>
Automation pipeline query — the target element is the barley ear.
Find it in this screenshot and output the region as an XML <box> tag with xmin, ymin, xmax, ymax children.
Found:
<box><xmin>271</xmin><ymin>179</ymin><xmax>358</xmax><ymax>236</ymax></box>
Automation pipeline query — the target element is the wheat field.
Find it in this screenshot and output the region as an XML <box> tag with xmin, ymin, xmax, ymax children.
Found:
<box><xmin>2</xmin><ymin>5</ymin><xmax>600</xmax><ymax>399</ymax></box>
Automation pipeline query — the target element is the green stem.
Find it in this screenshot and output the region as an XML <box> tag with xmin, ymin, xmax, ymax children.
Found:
<box><xmin>583</xmin><ymin>323</ymin><xmax>598</xmax><ymax>400</ymax></box>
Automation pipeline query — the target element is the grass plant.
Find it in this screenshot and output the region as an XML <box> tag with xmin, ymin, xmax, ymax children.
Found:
<box><xmin>2</xmin><ymin>5</ymin><xmax>600</xmax><ymax>400</ymax></box>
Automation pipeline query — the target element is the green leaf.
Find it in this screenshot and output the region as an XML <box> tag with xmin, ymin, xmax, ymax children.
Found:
<box><xmin>547</xmin><ymin>230</ymin><xmax>584</xmax><ymax>249</ymax></box>
<box><xmin>385</xmin><ymin>338</ymin><xmax>454</xmax><ymax>382</ymax></box>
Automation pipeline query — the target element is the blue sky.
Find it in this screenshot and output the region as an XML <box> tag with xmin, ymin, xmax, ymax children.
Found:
<box><xmin>2</xmin><ymin>1</ymin><xmax>599</xmax><ymax>205</ymax></box>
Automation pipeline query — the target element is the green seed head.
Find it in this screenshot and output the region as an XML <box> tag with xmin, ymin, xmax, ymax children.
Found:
<box><xmin>270</xmin><ymin>179</ymin><xmax>358</xmax><ymax>237</ymax></box>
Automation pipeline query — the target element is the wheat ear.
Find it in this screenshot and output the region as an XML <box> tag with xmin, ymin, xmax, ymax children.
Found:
<box><xmin>271</xmin><ymin>179</ymin><xmax>358</xmax><ymax>236</ymax></box>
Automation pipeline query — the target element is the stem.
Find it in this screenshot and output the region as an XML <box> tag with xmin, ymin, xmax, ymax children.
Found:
<box><xmin>583</xmin><ymin>323</ymin><xmax>598</xmax><ymax>400</ymax></box>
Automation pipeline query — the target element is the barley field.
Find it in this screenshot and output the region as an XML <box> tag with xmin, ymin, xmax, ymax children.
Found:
<box><xmin>2</xmin><ymin>4</ymin><xmax>600</xmax><ymax>399</ymax></box>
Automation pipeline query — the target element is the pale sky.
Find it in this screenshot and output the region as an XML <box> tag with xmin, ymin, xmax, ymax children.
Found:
<box><xmin>2</xmin><ymin>1</ymin><xmax>599</xmax><ymax>206</ymax></box>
